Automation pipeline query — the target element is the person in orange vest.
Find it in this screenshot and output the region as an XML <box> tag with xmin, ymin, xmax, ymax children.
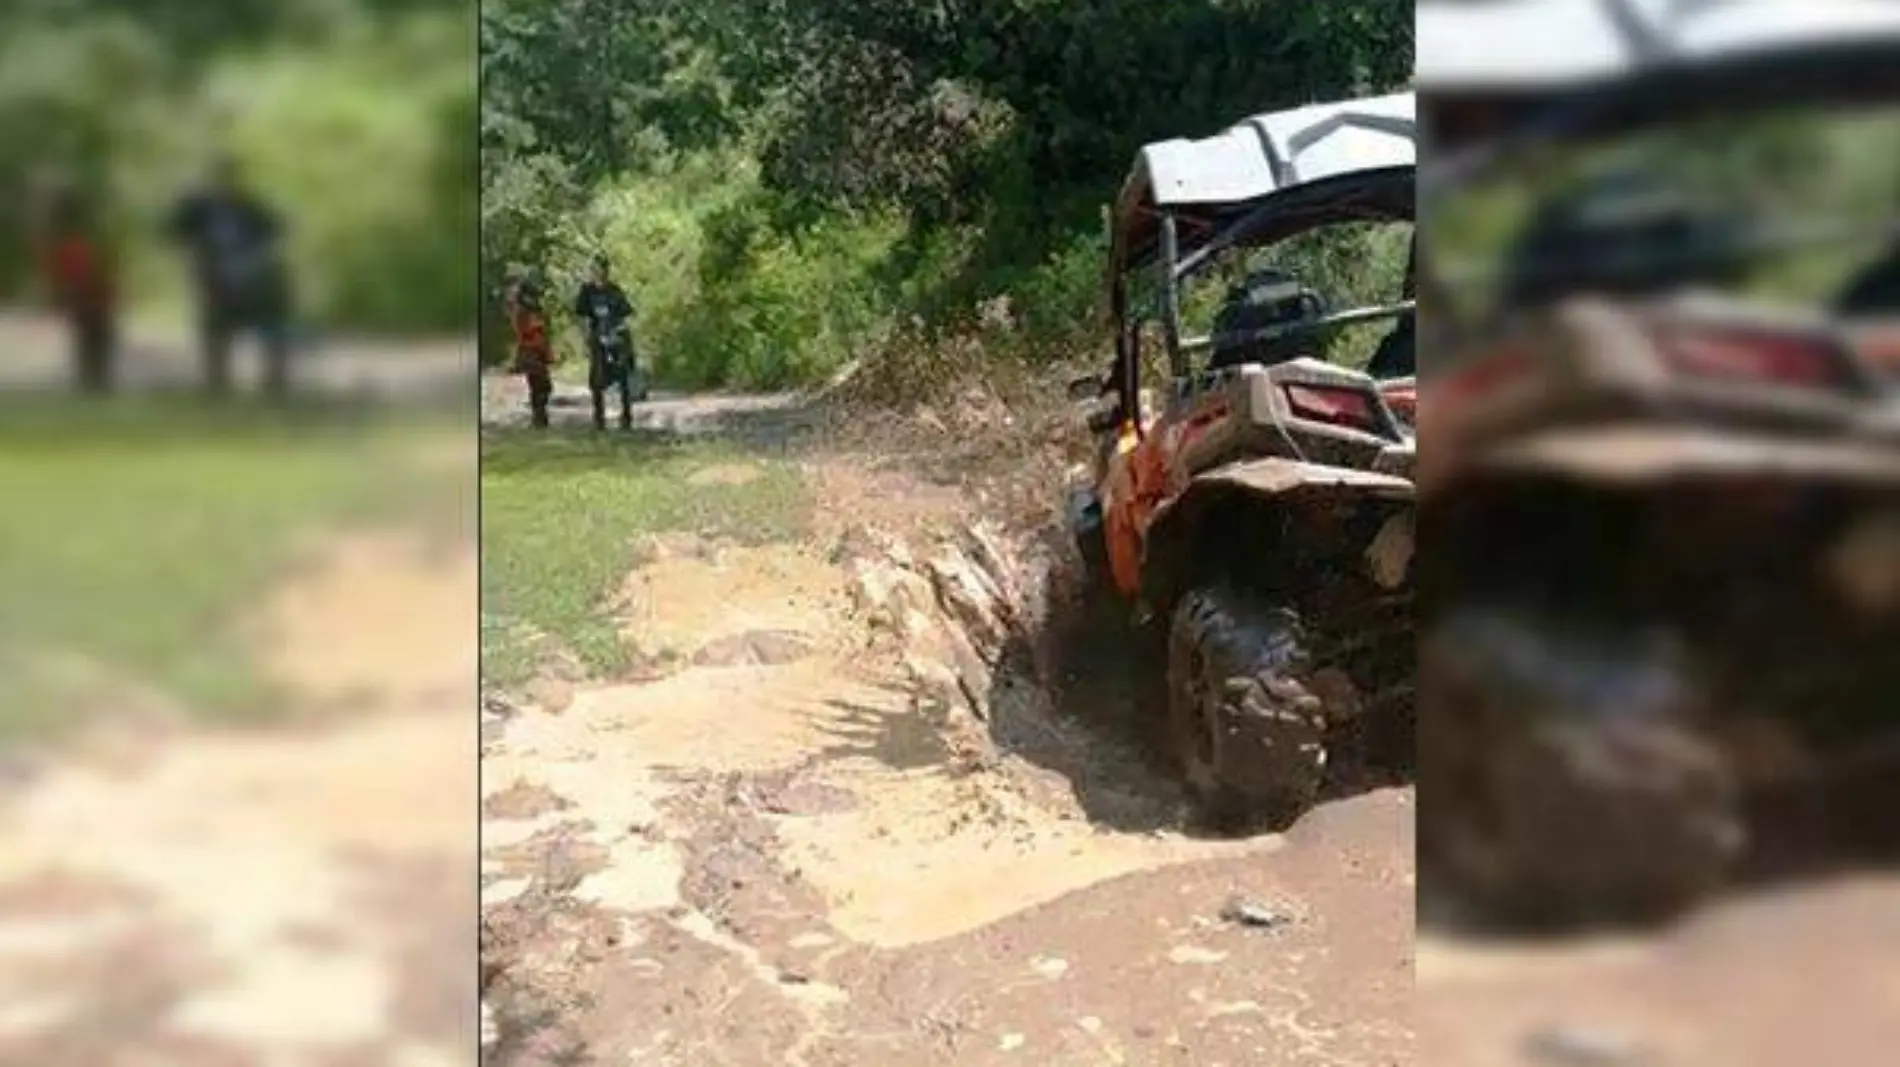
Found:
<box><xmin>36</xmin><ymin>184</ymin><xmax>119</xmax><ymax>394</ymax></box>
<box><xmin>507</xmin><ymin>271</ymin><xmax>557</xmax><ymax>428</ymax></box>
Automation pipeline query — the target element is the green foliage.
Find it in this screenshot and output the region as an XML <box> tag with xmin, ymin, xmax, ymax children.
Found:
<box><xmin>0</xmin><ymin>1</ymin><xmax>473</xmax><ymax>335</ymax></box>
<box><xmin>482</xmin><ymin>0</ymin><xmax>1414</xmax><ymax>390</ymax></box>
<box><xmin>1428</xmin><ymin>106</ymin><xmax>1900</xmax><ymax>322</ymax></box>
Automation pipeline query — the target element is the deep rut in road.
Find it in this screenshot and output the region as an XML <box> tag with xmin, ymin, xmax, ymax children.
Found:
<box><xmin>481</xmin><ymin>457</ymin><xmax>1416</xmax><ymax>1066</ymax></box>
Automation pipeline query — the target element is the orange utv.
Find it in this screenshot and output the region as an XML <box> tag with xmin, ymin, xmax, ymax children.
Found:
<box><xmin>1417</xmin><ymin>2</ymin><xmax>1900</xmax><ymax>926</ymax></box>
<box><xmin>1067</xmin><ymin>92</ymin><xmax>1418</xmax><ymax>828</ymax></box>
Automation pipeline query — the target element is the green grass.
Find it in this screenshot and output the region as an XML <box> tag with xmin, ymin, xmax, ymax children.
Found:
<box><xmin>0</xmin><ymin>397</ymin><xmax>472</xmax><ymax>739</ymax></box>
<box><xmin>480</xmin><ymin>429</ymin><xmax>810</xmax><ymax>689</ymax></box>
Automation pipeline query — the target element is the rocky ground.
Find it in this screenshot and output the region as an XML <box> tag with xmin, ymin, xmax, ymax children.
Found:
<box><xmin>479</xmin><ymin>373</ymin><xmax>1416</xmax><ymax>1066</ymax></box>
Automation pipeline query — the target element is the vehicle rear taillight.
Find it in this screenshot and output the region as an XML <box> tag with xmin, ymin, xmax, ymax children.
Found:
<box><xmin>1432</xmin><ymin>345</ymin><xmax>1533</xmax><ymax>408</ymax></box>
<box><xmin>1847</xmin><ymin>326</ymin><xmax>1900</xmax><ymax>378</ymax></box>
<box><xmin>1285</xmin><ymin>383</ymin><xmax>1380</xmax><ymax>432</ymax></box>
<box><xmin>1382</xmin><ymin>381</ymin><xmax>1416</xmax><ymax>422</ymax></box>
<box><xmin>1655</xmin><ymin>328</ymin><xmax>1845</xmax><ymax>389</ymax></box>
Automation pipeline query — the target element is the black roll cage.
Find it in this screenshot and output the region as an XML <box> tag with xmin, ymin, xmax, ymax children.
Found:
<box><xmin>1104</xmin><ymin>165</ymin><xmax>1415</xmax><ymax>428</ymax></box>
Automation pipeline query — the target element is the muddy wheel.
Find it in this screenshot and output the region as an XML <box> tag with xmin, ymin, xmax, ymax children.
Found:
<box><xmin>1167</xmin><ymin>587</ymin><xmax>1328</xmax><ymax>831</ymax></box>
<box><xmin>1421</xmin><ymin>607</ymin><xmax>1744</xmax><ymax>927</ymax></box>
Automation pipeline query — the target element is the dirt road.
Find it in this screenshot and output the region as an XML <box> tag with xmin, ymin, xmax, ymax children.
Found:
<box><xmin>0</xmin><ymin>529</ymin><xmax>478</xmax><ymax>1067</ymax></box>
<box><xmin>0</xmin><ymin>309</ymin><xmax>471</xmax><ymax>401</ymax></box>
<box><xmin>480</xmin><ymin>376</ymin><xmax>1416</xmax><ymax>1066</ymax></box>
<box><xmin>480</xmin><ymin>371</ymin><xmax>814</xmax><ymax>439</ymax></box>
<box><xmin>1418</xmin><ymin>874</ymin><xmax>1900</xmax><ymax>1066</ymax></box>
<box><xmin>0</xmin><ymin>314</ymin><xmax>478</xmax><ymax>1066</ymax></box>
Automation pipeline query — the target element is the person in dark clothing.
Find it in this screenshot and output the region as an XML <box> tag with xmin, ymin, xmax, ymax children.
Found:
<box><xmin>167</xmin><ymin>155</ymin><xmax>294</xmax><ymax>397</ymax></box>
<box><xmin>507</xmin><ymin>273</ymin><xmax>557</xmax><ymax>428</ymax></box>
<box><xmin>573</xmin><ymin>254</ymin><xmax>640</xmax><ymax>431</ymax></box>
<box><xmin>36</xmin><ymin>184</ymin><xmax>118</xmax><ymax>395</ymax></box>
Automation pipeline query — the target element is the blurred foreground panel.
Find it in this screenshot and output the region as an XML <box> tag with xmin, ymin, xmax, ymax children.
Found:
<box><xmin>0</xmin><ymin>0</ymin><xmax>478</xmax><ymax>1064</ymax></box>
<box><xmin>1418</xmin><ymin>0</ymin><xmax>1900</xmax><ymax>1062</ymax></box>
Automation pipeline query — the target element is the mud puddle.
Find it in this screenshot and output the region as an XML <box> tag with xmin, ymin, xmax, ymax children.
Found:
<box><xmin>0</xmin><ymin>531</ymin><xmax>477</xmax><ymax>1067</ymax></box>
<box><xmin>483</xmin><ymin>479</ymin><xmax>1416</xmax><ymax>1065</ymax></box>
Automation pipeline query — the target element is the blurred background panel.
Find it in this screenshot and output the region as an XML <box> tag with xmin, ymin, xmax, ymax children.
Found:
<box><xmin>1417</xmin><ymin>1</ymin><xmax>1900</xmax><ymax>1064</ymax></box>
<box><xmin>0</xmin><ymin>0</ymin><xmax>477</xmax><ymax>1065</ymax></box>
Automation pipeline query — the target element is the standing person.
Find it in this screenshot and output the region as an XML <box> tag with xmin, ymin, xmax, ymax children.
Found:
<box><xmin>572</xmin><ymin>254</ymin><xmax>640</xmax><ymax>431</ymax></box>
<box><xmin>35</xmin><ymin>182</ymin><xmax>119</xmax><ymax>394</ymax></box>
<box><xmin>167</xmin><ymin>154</ymin><xmax>294</xmax><ymax>398</ymax></box>
<box><xmin>507</xmin><ymin>271</ymin><xmax>557</xmax><ymax>428</ymax></box>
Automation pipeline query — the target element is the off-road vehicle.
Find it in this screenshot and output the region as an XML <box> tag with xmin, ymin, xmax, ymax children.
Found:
<box><xmin>1068</xmin><ymin>92</ymin><xmax>1418</xmax><ymax>827</ymax></box>
<box><xmin>1418</xmin><ymin>0</ymin><xmax>1900</xmax><ymax>925</ymax></box>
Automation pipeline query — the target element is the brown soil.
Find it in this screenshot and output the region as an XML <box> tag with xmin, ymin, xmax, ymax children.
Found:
<box><xmin>0</xmin><ymin>527</ymin><xmax>476</xmax><ymax>1067</ymax></box>
<box><xmin>481</xmin><ymin>455</ymin><xmax>1417</xmax><ymax>1066</ymax></box>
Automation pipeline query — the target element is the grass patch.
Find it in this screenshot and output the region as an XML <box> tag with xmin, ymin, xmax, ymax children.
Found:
<box><xmin>480</xmin><ymin>429</ymin><xmax>810</xmax><ymax>689</ymax></box>
<box><xmin>0</xmin><ymin>396</ymin><xmax>472</xmax><ymax>739</ymax></box>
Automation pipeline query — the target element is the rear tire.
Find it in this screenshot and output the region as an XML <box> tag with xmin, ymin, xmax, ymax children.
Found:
<box><xmin>1421</xmin><ymin>606</ymin><xmax>1743</xmax><ymax>927</ymax></box>
<box><xmin>1167</xmin><ymin>588</ymin><xmax>1328</xmax><ymax>831</ymax></box>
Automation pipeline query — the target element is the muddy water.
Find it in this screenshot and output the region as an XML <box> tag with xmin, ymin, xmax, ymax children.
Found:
<box><xmin>0</xmin><ymin>533</ymin><xmax>477</xmax><ymax>1066</ymax></box>
<box><xmin>486</xmin><ymin>652</ymin><xmax>1276</xmax><ymax>947</ymax></box>
<box><xmin>483</xmin><ymin>526</ymin><xmax>1416</xmax><ymax>1065</ymax></box>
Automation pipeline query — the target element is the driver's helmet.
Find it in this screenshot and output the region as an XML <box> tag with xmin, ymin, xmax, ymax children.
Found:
<box><xmin>1502</xmin><ymin>164</ymin><xmax>1747</xmax><ymax>308</ymax></box>
<box><xmin>1210</xmin><ymin>268</ymin><xmax>1331</xmax><ymax>368</ymax></box>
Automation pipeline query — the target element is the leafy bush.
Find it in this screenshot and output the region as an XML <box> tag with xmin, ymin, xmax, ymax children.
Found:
<box><xmin>480</xmin><ymin>0</ymin><xmax>1415</xmax><ymax>391</ymax></box>
<box><xmin>0</xmin><ymin>3</ymin><xmax>473</xmax><ymax>337</ymax></box>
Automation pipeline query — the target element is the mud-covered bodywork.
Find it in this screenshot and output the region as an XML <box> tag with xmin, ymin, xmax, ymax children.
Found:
<box><xmin>1418</xmin><ymin>0</ymin><xmax>1900</xmax><ymax>925</ymax></box>
<box><xmin>1071</xmin><ymin>91</ymin><xmax>1418</xmax><ymax>827</ymax></box>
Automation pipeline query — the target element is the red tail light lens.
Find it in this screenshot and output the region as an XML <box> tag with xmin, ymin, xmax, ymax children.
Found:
<box><xmin>1657</xmin><ymin>329</ymin><xmax>1843</xmax><ymax>388</ymax></box>
<box><xmin>1382</xmin><ymin>383</ymin><xmax>1416</xmax><ymax>422</ymax></box>
<box><xmin>1432</xmin><ymin>344</ymin><xmax>1534</xmax><ymax>409</ymax></box>
<box><xmin>1285</xmin><ymin>384</ymin><xmax>1380</xmax><ymax>431</ymax></box>
<box><xmin>1848</xmin><ymin>327</ymin><xmax>1900</xmax><ymax>377</ymax></box>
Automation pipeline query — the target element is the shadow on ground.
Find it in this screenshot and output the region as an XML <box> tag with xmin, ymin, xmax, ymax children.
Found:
<box><xmin>980</xmin><ymin>542</ymin><xmax>1419</xmax><ymax>841</ymax></box>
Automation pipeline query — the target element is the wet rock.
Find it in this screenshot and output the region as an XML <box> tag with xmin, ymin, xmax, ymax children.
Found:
<box><xmin>691</xmin><ymin>629</ymin><xmax>819</xmax><ymax>668</ymax></box>
<box><xmin>1029</xmin><ymin>955</ymin><xmax>1070</xmax><ymax>979</ymax></box>
<box><xmin>524</xmin><ymin>676</ymin><xmax>576</xmax><ymax>714</ymax></box>
<box><xmin>847</xmin><ymin>558</ymin><xmax>935</xmax><ymax>631</ymax></box>
<box><xmin>1220</xmin><ymin>895</ymin><xmax>1294</xmax><ymax>930</ymax></box>
<box><xmin>484</xmin><ymin>780</ymin><xmax>575</xmax><ymax>821</ymax></box>
<box><xmin>847</xmin><ymin>522</ymin><xmax>1034</xmax><ymax>727</ymax></box>
<box><xmin>831</xmin><ymin>523</ymin><xmax>902</xmax><ymax>567</ymax></box>
<box><xmin>924</xmin><ymin>548</ymin><xmax>1011</xmax><ymax>657</ymax></box>
<box><xmin>907</xmin><ymin>620</ymin><xmax>994</xmax><ymax>719</ymax></box>
<box><xmin>757</xmin><ymin>779</ymin><xmax>857</xmax><ymax>817</ymax></box>
<box><xmin>904</xmin><ymin>654</ymin><xmax>969</xmax><ymax>719</ymax></box>
<box><xmin>482</xmin><ymin>689</ymin><xmax>519</xmax><ymax>720</ymax></box>
<box><xmin>963</xmin><ymin>523</ymin><xmax>1020</xmax><ymax>599</ymax></box>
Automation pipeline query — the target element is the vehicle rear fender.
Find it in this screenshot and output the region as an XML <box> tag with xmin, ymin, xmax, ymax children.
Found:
<box><xmin>1141</xmin><ymin>457</ymin><xmax>1415</xmax><ymax>611</ymax></box>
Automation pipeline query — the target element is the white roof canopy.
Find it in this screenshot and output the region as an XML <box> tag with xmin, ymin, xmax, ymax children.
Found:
<box><xmin>1417</xmin><ymin>0</ymin><xmax>1900</xmax><ymax>89</ymax></box>
<box><xmin>1110</xmin><ymin>92</ymin><xmax>1415</xmax><ymax>277</ymax></box>
<box><xmin>1126</xmin><ymin>92</ymin><xmax>1416</xmax><ymax>210</ymax></box>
